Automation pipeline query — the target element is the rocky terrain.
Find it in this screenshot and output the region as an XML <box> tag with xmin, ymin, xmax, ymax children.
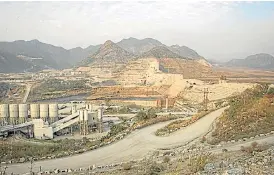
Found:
<box><xmin>117</xmin><ymin>37</ymin><xmax>204</xmax><ymax>59</ymax></box>
<box><xmin>140</xmin><ymin>46</ymin><xmax>185</xmax><ymax>59</ymax></box>
<box><xmin>169</xmin><ymin>44</ymin><xmax>203</xmax><ymax>59</ymax></box>
<box><xmin>80</xmin><ymin>40</ymin><xmax>135</xmax><ymax>68</ymax></box>
<box><xmin>116</xmin><ymin>37</ymin><xmax>164</xmax><ymax>55</ymax></box>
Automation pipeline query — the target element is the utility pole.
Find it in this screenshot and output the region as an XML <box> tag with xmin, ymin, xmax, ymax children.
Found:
<box><xmin>203</xmin><ymin>88</ymin><xmax>209</xmax><ymax>111</ymax></box>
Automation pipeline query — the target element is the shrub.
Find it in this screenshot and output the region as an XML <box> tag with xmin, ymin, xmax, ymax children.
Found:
<box><xmin>222</xmin><ymin>148</ymin><xmax>228</xmax><ymax>153</ymax></box>
<box><xmin>147</xmin><ymin>162</ymin><xmax>164</xmax><ymax>175</ymax></box>
<box><xmin>163</xmin><ymin>156</ymin><xmax>170</xmax><ymax>163</ymax></box>
<box><xmin>188</xmin><ymin>153</ymin><xmax>212</xmax><ymax>173</ymax></box>
<box><xmin>200</xmin><ymin>136</ymin><xmax>206</xmax><ymax>143</ymax></box>
<box><xmin>251</xmin><ymin>141</ymin><xmax>258</xmax><ymax>148</ymax></box>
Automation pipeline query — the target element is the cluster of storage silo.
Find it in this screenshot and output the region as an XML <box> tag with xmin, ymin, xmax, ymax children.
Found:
<box><xmin>0</xmin><ymin>103</ymin><xmax>59</xmax><ymax>125</ymax></box>
<box><xmin>0</xmin><ymin>104</ymin><xmax>28</xmax><ymax>125</ymax></box>
<box><xmin>30</xmin><ymin>103</ymin><xmax>58</xmax><ymax>123</ymax></box>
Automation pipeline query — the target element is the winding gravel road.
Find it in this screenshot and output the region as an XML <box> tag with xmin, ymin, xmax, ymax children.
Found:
<box><xmin>7</xmin><ymin>107</ymin><xmax>227</xmax><ymax>174</ymax></box>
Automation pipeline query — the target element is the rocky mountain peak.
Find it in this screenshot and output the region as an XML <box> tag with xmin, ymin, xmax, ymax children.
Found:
<box><xmin>140</xmin><ymin>46</ymin><xmax>184</xmax><ymax>59</ymax></box>
<box><xmin>103</xmin><ymin>40</ymin><xmax>115</xmax><ymax>46</ymax></box>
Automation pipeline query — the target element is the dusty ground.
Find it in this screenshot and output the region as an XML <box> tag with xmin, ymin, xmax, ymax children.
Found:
<box><xmin>182</xmin><ymin>82</ymin><xmax>254</xmax><ymax>104</ymax></box>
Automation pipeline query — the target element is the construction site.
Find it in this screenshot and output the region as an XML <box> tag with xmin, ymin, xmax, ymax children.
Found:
<box><xmin>88</xmin><ymin>57</ymin><xmax>253</xmax><ymax>111</ymax></box>
<box><xmin>0</xmin><ymin>56</ymin><xmax>262</xmax><ymax>175</ymax></box>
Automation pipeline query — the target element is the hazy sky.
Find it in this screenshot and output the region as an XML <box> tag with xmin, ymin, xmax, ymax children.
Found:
<box><xmin>0</xmin><ymin>1</ymin><xmax>274</xmax><ymax>61</ymax></box>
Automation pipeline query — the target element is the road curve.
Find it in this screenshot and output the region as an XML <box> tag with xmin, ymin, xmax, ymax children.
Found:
<box><xmin>7</xmin><ymin>107</ymin><xmax>227</xmax><ymax>174</ymax></box>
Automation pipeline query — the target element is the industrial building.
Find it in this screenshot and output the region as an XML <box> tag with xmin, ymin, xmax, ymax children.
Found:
<box><xmin>0</xmin><ymin>103</ymin><xmax>105</xmax><ymax>139</ymax></box>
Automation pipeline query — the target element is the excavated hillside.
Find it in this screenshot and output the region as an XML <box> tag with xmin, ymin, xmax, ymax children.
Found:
<box><xmin>158</xmin><ymin>58</ymin><xmax>213</xmax><ymax>78</ymax></box>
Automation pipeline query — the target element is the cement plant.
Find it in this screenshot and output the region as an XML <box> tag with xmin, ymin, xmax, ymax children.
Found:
<box><xmin>1</xmin><ymin>1</ymin><xmax>274</xmax><ymax>175</ymax></box>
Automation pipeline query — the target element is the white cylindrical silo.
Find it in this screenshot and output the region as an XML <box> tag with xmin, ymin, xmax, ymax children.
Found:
<box><xmin>84</xmin><ymin>110</ymin><xmax>88</xmax><ymax>121</ymax></box>
<box><xmin>30</xmin><ymin>104</ymin><xmax>40</xmax><ymax>119</ymax></box>
<box><xmin>49</xmin><ymin>104</ymin><xmax>58</xmax><ymax>123</ymax></box>
<box><xmin>0</xmin><ymin>104</ymin><xmax>9</xmax><ymax>125</ymax></box>
<box><xmin>9</xmin><ymin>104</ymin><xmax>19</xmax><ymax>124</ymax></box>
<box><xmin>19</xmin><ymin>104</ymin><xmax>28</xmax><ymax>123</ymax></box>
<box><xmin>40</xmin><ymin>104</ymin><xmax>49</xmax><ymax>121</ymax></box>
<box><xmin>79</xmin><ymin>110</ymin><xmax>84</xmax><ymax>121</ymax></box>
<box><xmin>88</xmin><ymin>104</ymin><xmax>93</xmax><ymax>111</ymax></box>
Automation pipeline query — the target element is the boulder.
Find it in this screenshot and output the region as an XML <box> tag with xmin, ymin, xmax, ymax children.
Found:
<box><xmin>19</xmin><ymin>157</ymin><xmax>26</xmax><ymax>163</ymax></box>
<box><xmin>223</xmin><ymin>167</ymin><xmax>244</xmax><ymax>175</ymax></box>
<box><xmin>204</xmin><ymin>163</ymin><xmax>215</xmax><ymax>171</ymax></box>
<box><xmin>53</xmin><ymin>169</ymin><xmax>59</xmax><ymax>174</ymax></box>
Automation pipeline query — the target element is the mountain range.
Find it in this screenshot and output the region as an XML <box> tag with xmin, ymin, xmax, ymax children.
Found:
<box><xmin>0</xmin><ymin>37</ymin><xmax>273</xmax><ymax>73</ymax></box>
<box><xmin>0</xmin><ymin>37</ymin><xmax>204</xmax><ymax>73</ymax></box>
<box><xmin>225</xmin><ymin>53</ymin><xmax>274</xmax><ymax>70</ymax></box>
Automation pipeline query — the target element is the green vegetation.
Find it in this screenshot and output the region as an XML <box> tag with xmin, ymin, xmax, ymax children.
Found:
<box><xmin>131</xmin><ymin>115</ymin><xmax>177</xmax><ymax>131</ymax></box>
<box><xmin>187</xmin><ymin>153</ymin><xmax>213</xmax><ymax>173</ymax></box>
<box><xmin>163</xmin><ymin>156</ymin><xmax>171</xmax><ymax>163</ymax></box>
<box><xmin>0</xmin><ymin>138</ymin><xmax>100</xmax><ymax>162</ymax></box>
<box><xmin>108</xmin><ymin>122</ymin><xmax>129</xmax><ymax>137</ymax></box>
<box><xmin>35</xmin><ymin>79</ymin><xmax>88</xmax><ymax>92</ymax></box>
<box><xmin>147</xmin><ymin>162</ymin><xmax>165</xmax><ymax>175</ymax></box>
<box><xmin>210</xmin><ymin>84</ymin><xmax>274</xmax><ymax>144</ymax></box>
<box><xmin>136</xmin><ymin>108</ymin><xmax>157</xmax><ymax>121</ymax></box>
<box><xmin>104</xmin><ymin>106</ymin><xmax>131</xmax><ymax>114</ymax></box>
<box><xmin>0</xmin><ymin>82</ymin><xmax>10</xmax><ymax>100</ymax></box>
<box><xmin>267</xmin><ymin>87</ymin><xmax>274</xmax><ymax>95</ymax></box>
<box><xmin>155</xmin><ymin>111</ymin><xmax>212</xmax><ymax>136</ymax></box>
<box><xmin>29</xmin><ymin>79</ymin><xmax>89</xmax><ymax>101</ymax></box>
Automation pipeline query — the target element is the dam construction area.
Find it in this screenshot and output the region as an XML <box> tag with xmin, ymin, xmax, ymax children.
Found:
<box><xmin>0</xmin><ymin>31</ymin><xmax>274</xmax><ymax>174</ymax></box>
<box><xmin>1</xmin><ymin>54</ymin><xmax>274</xmax><ymax>175</ymax></box>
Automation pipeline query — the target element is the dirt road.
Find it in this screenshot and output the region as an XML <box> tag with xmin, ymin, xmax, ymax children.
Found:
<box><xmin>6</xmin><ymin>108</ymin><xmax>227</xmax><ymax>174</ymax></box>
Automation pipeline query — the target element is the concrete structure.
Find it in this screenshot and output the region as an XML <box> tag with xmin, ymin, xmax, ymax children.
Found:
<box><xmin>30</xmin><ymin>104</ymin><xmax>40</xmax><ymax>119</ymax></box>
<box><xmin>19</xmin><ymin>104</ymin><xmax>28</xmax><ymax>124</ymax></box>
<box><xmin>84</xmin><ymin>110</ymin><xmax>88</xmax><ymax>121</ymax></box>
<box><xmin>9</xmin><ymin>104</ymin><xmax>19</xmax><ymax>125</ymax></box>
<box><xmin>40</xmin><ymin>104</ymin><xmax>49</xmax><ymax>121</ymax></box>
<box><xmin>49</xmin><ymin>104</ymin><xmax>58</xmax><ymax>123</ymax></box>
<box><xmin>165</xmin><ymin>97</ymin><xmax>169</xmax><ymax>112</ymax></box>
<box><xmin>97</xmin><ymin>107</ymin><xmax>103</xmax><ymax>133</ymax></box>
<box><xmin>88</xmin><ymin>112</ymin><xmax>96</xmax><ymax>124</ymax></box>
<box><xmin>0</xmin><ymin>104</ymin><xmax>9</xmax><ymax>125</ymax></box>
<box><xmin>71</xmin><ymin>105</ymin><xmax>77</xmax><ymax>114</ymax></box>
<box><xmin>32</xmin><ymin>119</ymin><xmax>53</xmax><ymax>139</ymax></box>
<box><xmin>97</xmin><ymin>107</ymin><xmax>103</xmax><ymax>121</ymax></box>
